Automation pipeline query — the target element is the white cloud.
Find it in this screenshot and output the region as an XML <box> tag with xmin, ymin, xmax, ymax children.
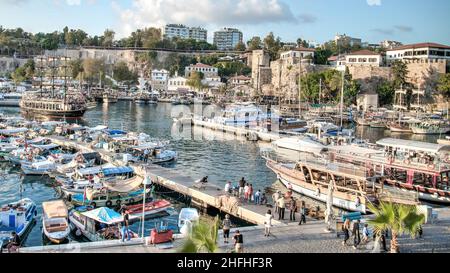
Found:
<box><xmin>112</xmin><ymin>0</ymin><xmax>297</xmax><ymax>37</ymax></box>
<box><xmin>367</xmin><ymin>0</ymin><xmax>381</xmax><ymax>6</ymax></box>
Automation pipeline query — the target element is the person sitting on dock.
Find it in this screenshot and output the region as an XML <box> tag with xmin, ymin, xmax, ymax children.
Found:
<box><xmin>6</xmin><ymin>231</ymin><xmax>21</xmax><ymax>253</ymax></box>
<box><xmin>260</xmin><ymin>193</ymin><xmax>268</xmax><ymax>205</ymax></box>
<box><xmin>224</xmin><ymin>181</ymin><xmax>232</xmax><ymax>195</ymax></box>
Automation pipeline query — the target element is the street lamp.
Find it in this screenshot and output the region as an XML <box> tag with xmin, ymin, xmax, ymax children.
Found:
<box><xmin>142</xmin><ymin>173</ymin><xmax>152</xmax><ymax>239</ymax></box>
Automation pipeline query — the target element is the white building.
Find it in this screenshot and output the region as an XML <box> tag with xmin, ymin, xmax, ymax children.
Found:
<box><xmin>386</xmin><ymin>42</ymin><xmax>450</xmax><ymax>63</ymax></box>
<box><xmin>280</xmin><ymin>47</ymin><xmax>315</xmax><ymax>60</ymax></box>
<box><xmin>168</xmin><ymin>76</ymin><xmax>190</xmax><ymax>93</ymax></box>
<box><xmin>380</xmin><ymin>40</ymin><xmax>403</xmax><ymax>50</ymax></box>
<box><xmin>345</xmin><ymin>50</ymin><xmax>382</xmax><ymax>66</ymax></box>
<box><xmin>229</xmin><ymin>75</ymin><xmax>251</xmax><ymax>86</ymax></box>
<box><xmin>334</xmin><ymin>34</ymin><xmax>362</xmax><ymax>47</ymax></box>
<box><xmin>151</xmin><ymin>69</ymin><xmax>169</xmax><ymax>92</ymax></box>
<box><xmin>185</xmin><ymin>63</ymin><xmax>219</xmax><ymax>78</ymax></box>
<box><xmin>162</xmin><ymin>24</ymin><xmax>207</xmax><ymax>42</ymax></box>
<box><xmin>213</xmin><ymin>28</ymin><xmax>243</xmax><ymax>51</ymax></box>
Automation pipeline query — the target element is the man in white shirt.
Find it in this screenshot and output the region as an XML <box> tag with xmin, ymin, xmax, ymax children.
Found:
<box><xmin>224</xmin><ymin>181</ymin><xmax>231</xmax><ymax>194</ymax></box>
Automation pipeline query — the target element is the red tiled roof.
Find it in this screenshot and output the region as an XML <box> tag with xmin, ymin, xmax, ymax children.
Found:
<box><xmin>389</xmin><ymin>42</ymin><xmax>450</xmax><ymax>51</ymax></box>
<box><xmin>347</xmin><ymin>49</ymin><xmax>380</xmax><ymax>56</ymax></box>
<box><xmin>328</xmin><ymin>56</ymin><xmax>338</xmax><ymax>61</ymax></box>
<box><xmin>292</xmin><ymin>47</ymin><xmax>316</xmax><ymax>52</ymax></box>
<box><xmin>230</xmin><ymin>75</ymin><xmax>251</xmax><ymax>81</ymax></box>
<box><xmin>190</xmin><ymin>63</ymin><xmax>215</xmax><ymax>69</ymax></box>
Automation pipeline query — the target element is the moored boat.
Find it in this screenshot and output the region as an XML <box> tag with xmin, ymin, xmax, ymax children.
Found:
<box><xmin>42</xmin><ymin>200</ymin><xmax>70</xmax><ymax>244</ymax></box>
<box><xmin>124</xmin><ymin>199</ymin><xmax>172</xmax><ymax>221</ymax></box>
<box><xmin>0</xmin><ymin>198</ymin><xmax>37</xmax><ymax>248</ymax></box>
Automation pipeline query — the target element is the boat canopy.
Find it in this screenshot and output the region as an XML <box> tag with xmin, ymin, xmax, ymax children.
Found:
<box><xmin>102</xmin><ymin>166</ymin><xmax>134</xmax><ymax>176</ymax></box>
<box><xmin>42</xmin><ymin>200</ymin><xmax>68</xmax><ymax>219</ymax></box>
<box><xmin>81</xmin><ymin>207</ymin><xmax>123</xmax><ymax>225</ymax></box>
<box><xmin>30</xmin><ymin>143</ymin><xmax>59</xmax><ymax>151</ymax></box>
<box><xmin>76</xmin><ymin>164</ymin><xmax>115</xmax><ymax>176</ymax></box>
<box><xmin>88</xmin><ymin>125</ymin><xmax>108</xmax><ymax>132</ymax></box>
<box><xmin>0</xmin><ymin>128</ymin><xmax>28</xmax><ymax>135</ymax></box>
<box><xmin>329</xmin><ymin>145</ymin><xmax>384</xmax><ymax>157</ymax></box>
<box><xmin>377</xmin><ymin>138</ymin><xmax>450</xmax><ymax>154</ymax></box>
<box><xmin>105</xmin><ymin>129</ymin><xmax>127</xmax><ymax>136</ymax></box>
<box><xmin>103</xmin><ymin>176</ymin><xmax>143</xmax><ymax>193</ymax></box>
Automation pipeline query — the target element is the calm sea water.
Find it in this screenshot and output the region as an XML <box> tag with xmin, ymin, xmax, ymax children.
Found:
<box><xmin>0</xmin><ymin>102</ymin><xmax>442</xmax><ymax>246</ymax></box>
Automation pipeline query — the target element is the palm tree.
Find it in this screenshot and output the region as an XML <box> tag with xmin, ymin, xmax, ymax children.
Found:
<box><xmin>368</xmin><ymin>202</ymin><xmax>425</xmax><ymax>253</ymax></box>
<box><xmin>180</xmin><ymin>216</ymin><xmax>220</xmax><ymax>253</ymax></box>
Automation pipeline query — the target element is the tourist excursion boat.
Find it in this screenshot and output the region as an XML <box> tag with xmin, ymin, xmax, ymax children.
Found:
<box><xmin>20</xmin><ymin>91</ymin><xmax>87</xmax><ymax>118</ymax></box>
<box><xmin>69</xmin><ymin>207</ymin><xmax>138</xmax><ymax>242</ymax></box>
<box><xmin>42</xmin><ymin>200</ymin><xmax>70</xmax><ymax>244</ymax></box>
<box><xmin>212</xmin><ymin>103</ymin><xmax>279</xmax><ymax>127</ymax></box>
<box><xmin>103</xmin><ymin>90</ymin><xmax>119</xmax><ymax>104</ymax></box>
<box><xmin>411</xmin><ymin>121</ymin><xmax>450</xmax><ymax>135</ymax></box>
<box><xmin>264</xmin><ymin>155</ymin><xmax>384</xmax><ymax>213</ymax></box>
<box><xmin>71</xmin><ymin>187</ymin><xmax>148</xmax><ymax>208</ymax></box>
<box><xmin>0</xmin><ymin>198</ymin><xmax>37</xmax><ymax>248</ymax></box>
<box><xmin>329</xmin><ymin>138</ymin><xmax>450</xmax><ymax>204</ymax></box>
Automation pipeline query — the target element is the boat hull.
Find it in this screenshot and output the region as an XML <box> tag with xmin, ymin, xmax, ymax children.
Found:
<box><xmin>277</xmin><ymin>175</ymin><xmax>367</xmax><ymax>213</ymax></box>
<box><xmin>21</xmin><ymin>108</ymin><xmax>86</xmax><ymax>118</ymax></box>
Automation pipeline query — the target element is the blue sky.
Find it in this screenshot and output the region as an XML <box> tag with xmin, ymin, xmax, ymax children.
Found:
<box><xmin>1</xmin><ymin>0</ymin><xmax>449</xmax><ymax>45</ymax></box>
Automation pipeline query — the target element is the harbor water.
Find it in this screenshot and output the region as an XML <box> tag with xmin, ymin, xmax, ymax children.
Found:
<box><xmin>0</xmin><ymin>102</ymin><xmax>443</xmax><ymax>247</ymax></box>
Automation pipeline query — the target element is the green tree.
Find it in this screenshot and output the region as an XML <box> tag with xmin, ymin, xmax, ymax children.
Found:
<box><xmin>314</xmin><ymin>48</ymin><xmax>333</xmax><ymax>65</ymax></box>
<box><xmin>113</xmin><ymin>61</ymin><xmax>138</xmax><ymax>83</ymax></box>
<box><xmin>263</xmin><ymin>32</ymin><xmax>281</xmax><ymax>60</ymax></box>
<box><xmin>391</xmin><ymin>60</ymin><xmax>409</xmax><ymax>88</ymax></box>
<box><xmin>234</xmin><ymin>41</ymin><xmax>246</xmax><ymax>51</ymax></box>
<box><xmin>214</xmin><ymin>61</ymin><xmax>251</xmax><ymax>77</ymax></box>
<box><xmin>83</xmin><ymin>58</ymin><xmax>106</xmax><ymax>85</ymax></box>
<box><xmin>247</xmin><ymin>36</ymin><xmax>262</xmax><ymax>51</ymax></box>
<box><xmin>368</xmin><ymin>202</ymin><xmax>425</xmax><ymax>253</ymax></box>
<box><xmin>11</xmin><ymin>59</ymin><xmax>35</xmax><ymax>83</ymax></box>
<box><xmin>102</xmin><ymin>29</ymin><xmax>115</xmax><ymax>47</ymax></box>
<box><xmin>69</xmin><ymin>59</ymin><xmax>84</xmax><ymax>79</ymax></box>
<box><xmin>437</xmin><ymin>73</ymin><xmax>450</xmax><ymax>98</ymax></box>
<box><xmin>186</xmin><ymin>71</ymin><xmax>205</xmax><ymax>92</ymax></box>
<box><xmin>296</xmin><ymin>38</ymin><xmax>309</xmax><ymax>48</ymax></box>
<box><xmin>377</xmin><ymin>80</ymin><xmax>396</xmax><ymax>106</ymax></box>
<box><xmin>180</xmin><ymin>216</ymin><xmax>220</xmax><ymax>253</ymax></box>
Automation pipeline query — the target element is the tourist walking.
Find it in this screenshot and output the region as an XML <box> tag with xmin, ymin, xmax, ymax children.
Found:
<box><xmin>342</xmin><ymin>218</ymin><xmax>351</xmax><ymax>246</ymax></box>
<box><xmin>298</xmin><ymin>201</ymin><xmax>306</xmax><ymax>225</ymax></box>
<box><xmin>121</xmin><ymin>211</ymin><xmax>131</xmax><ymax>242</ymax></box>
<box><xmin>352</xmin><ymin>220</ymin><xmax>361</xmax><ymax>249</ymax></box>
<box><xmin>277</xmin><ymin>196</ymin><xmax>285</xmax><ymax>220</ymax></box>
<box><xmin>289</xmin><ymin>197</ymin><xmax>297</xmax><ymax>221</ymax></box>
<box><xmin>238</xmin><ymin>178</ymin><xmax>246</xmax><ymax>199</ymax></box>
<box><xmin>362</xmin><ymin>223</ymin><xmax>370</xmax><ymax>243</ymax></box>
<box><xmin>264</xmin><ymin>210</ymin><xmax>273</xmax><ymax>237</ymax></box>
<box><xmin>254</xmin><ymin>189</ymin><xmax>261</xmax><ymax>205</ymax></box>
<box><xmin>244</xmin><ymin>183</ymin><xmax>249</xmax><ymax>201</ymax></box>
<box><xmin>222</xmin><ymin>214</ymin><xmax>232</xmax><ymax>244</ymax></box>
<box><xmin>248</xmin><ymin>184</ymin><xmax>254</xmax><ymax>203</ymax></box>
<box><xmin>233</xmin><ymin>230</ymin><xmax>244</xmax><ymax>253</ymax></box>
<box><xmin>272</xmin><ymin>191</ymin><xmax>280</xmax><ymax>213</ymax></box>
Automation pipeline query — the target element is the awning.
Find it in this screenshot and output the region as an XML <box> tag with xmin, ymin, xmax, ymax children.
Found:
<box><xmin>81</xmin><ymin>207</ymin><xmax>123</xmax><ymax>225</ymax></box>
<box><xmin>0</xmin><ymin>128</ymin><xmax>28</xmax><ymax>135</ymax></box>
<box><xmin>42</xmin><ymin>200</ymin><xmax>68</xmax><ymax>219</ymax></box>
<box><xmin>102</xmin><ymin>166</ymin><xmax>134</xmax><ymax>177</ymax></box>
<box><xmin>30</xmin><ymin>143</ymin><xmax>60</xmax><ymax>150</ymax></box>
<box><xmin>103</xmin><ymin>176</ymin><xmax>143</xmax><ymax>193</ymax></box>
<box><xmin>76</xmin><ymin>164</ymin><xmax>115</xmax><ymax>176</ymax></box>
<box><xmin>377</xmin><ymin>138</ymin><xmax>450</xmax><ymax>154</ymax></box>
<box><xmin>106</xmin><ymin>130</ymin><xmax>127</xmax><ymax>136</ymax></box>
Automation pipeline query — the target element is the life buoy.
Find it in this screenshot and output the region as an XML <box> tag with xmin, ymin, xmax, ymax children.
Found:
<box><xmin>404</xmin><ymin>159</ymin><xmax>411</xmax><ymax>165</ymax></box>
<box><xmin>90</xmin><ymin>202</ymin><xmax>97</xmax><ymax>208</ymax></box>
<box><xmin>116</xmin><ymin>200</ymin><xmax>122</xmax><ymax>206</ymax></box>
<box><xmin>106</xmin><ymin>201</ymin><xmax>113</xmax><ymax>207</ymax></box>
<box><xmin>129</xmin><ymin>198</ymin><xmax>135</xmax><ymax>204</ymax></box>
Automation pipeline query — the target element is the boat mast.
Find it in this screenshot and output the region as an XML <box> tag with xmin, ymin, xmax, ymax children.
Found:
<box><xmin>319</xmin><ymin>77</ymin><xmax>322</xmax><ymax>105</ymax></box>
<box><xmin>340</xmin><ymin>70</ymin><xmax>345</xmax><ymax>129</ymax></box>
<box><xmin>298</xmin><ymin>55</ymin><xmax>303</xmax><ymax>119</ymax></box>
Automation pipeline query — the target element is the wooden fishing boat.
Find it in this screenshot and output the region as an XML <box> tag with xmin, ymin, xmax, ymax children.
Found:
<box><xmin>264</xmin><ymin>157</ymin><xmax>383</xmax><ymax>213</ymax></box>
<box><xmin>42</xmin><ymin>200</ymin><xmax>70</xmax><ymax>244</ymax></box>
<box><xmin>69</xmin><ymin>207</ymin><xmax>138</xmax><ymax>242</ymax></box>
<box><xmin>124</xmin><ymin>200</ymin><xmax>172</xmax><ymax>221</ymax></box>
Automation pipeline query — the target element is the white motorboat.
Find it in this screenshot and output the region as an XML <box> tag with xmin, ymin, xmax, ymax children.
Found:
<box><xmin>0</xmin><ymin>198</ymin><xmax>37</xmax><ymax>248</ymax></box>
<box><xmin>411</xmin><ymin>122</ymin><xmax>450</xmax><ymax>135</ymax></box>
<box><xmin>212</xmin><ymin>103</ymin><xmax>279</xmax><ymax>126</ymax></box>
<box><xmin>42</xmin><ymin>200</ymin><xmax>70</xmax><ymax>244</ymax></box>
<box><xmin>272</xmin><ymin>136</ymin><xmax>328</xmax><ymax>156</ymax></box>
<box><xmin>21</xmin><ymin>160</ymin><xmax>56</xmax><ymax>175</ymax></box>
<box><xmin>178</xmin><ymin>208</ymin><xmax>200</xmax><ymax>236</ymax></box>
